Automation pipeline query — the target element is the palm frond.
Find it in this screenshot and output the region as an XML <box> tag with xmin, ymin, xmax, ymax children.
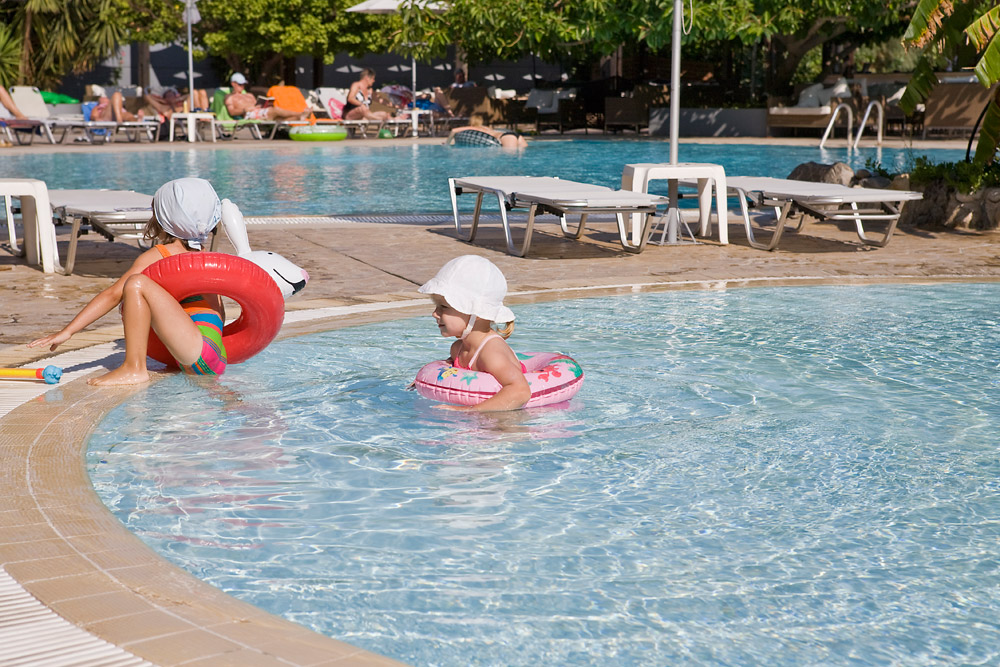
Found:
<box><xmin>966</xmin><ymin>4</ymin><xmax>1000</xmax><ymax>50</ymax></box>
<box><xmin>0</xmin><ymin>23</ymin><xmax>21</xmax><ymax>89</ymax></box>
<box><xmin>973</xmin><ymin>88</ymin><xmax>1000</xmax><ymax>165</ymax></box>
<box><xmin>899</xmin><ymin>57</ymin><xmax>939</xmax><ymax>114</ymax></box>
<box><xmin>974</xmin><ymin>29</ymin><xmax>1000</xmax><ymax>86</ymax></box>
<box><xmin>903</xmin><ymin>0</ymin><xmax>953</xmax><ymax>48</ymax></box>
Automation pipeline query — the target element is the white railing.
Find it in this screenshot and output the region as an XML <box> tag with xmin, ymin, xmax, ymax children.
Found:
<box><xmin>820</xmin><ymin>103</ymin><xmax>853</xmax><ymax>148</ymax></box>
<box><xmin>819</xmin><ymin>100</ymin><xmax>885</xmax><ymax>149</ymax></box>
<box><xmin>852</xmin><ymin>100</ymin><xmax>884</xmax><ymax>149</ymax></box>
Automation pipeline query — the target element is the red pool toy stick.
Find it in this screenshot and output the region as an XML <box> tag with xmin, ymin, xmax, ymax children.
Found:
<box><xmin>142</xmin><ymin>252</ymin><xmax>284</xmax><ymax>367</ymax></box>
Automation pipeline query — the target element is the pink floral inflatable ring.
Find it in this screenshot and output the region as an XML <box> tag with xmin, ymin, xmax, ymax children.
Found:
<box><xmin>414</xmin><ymin>352</ymin><xmax>584</xmax><ymax>408</ymax></box>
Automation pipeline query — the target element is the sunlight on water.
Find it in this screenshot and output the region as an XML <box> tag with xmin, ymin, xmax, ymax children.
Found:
<box><xmin>89</xmin><ymin>284</ymin><xmax>1000</xmax><ymax>666</ymax></box>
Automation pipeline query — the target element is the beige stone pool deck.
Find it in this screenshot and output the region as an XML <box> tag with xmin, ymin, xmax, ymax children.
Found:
<box><xmin>1</xmin><ymin>135</ymin><xmax>997</xmax><ymax>665</ymax></box>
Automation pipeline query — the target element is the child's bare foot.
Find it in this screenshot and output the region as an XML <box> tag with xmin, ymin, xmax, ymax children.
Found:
<box><xmin>88</xmin><ymin>367</ymin><xmax>150</xmax><ymax>386</ymax></box>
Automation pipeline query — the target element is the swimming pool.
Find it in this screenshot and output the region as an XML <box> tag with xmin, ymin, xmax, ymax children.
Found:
<box><xmin>3</xmin><ymin>140</ymin><xmax>964</xmax><ymax>216</ymax></box>
<box><xmin>89</xmin><ymin>283</ymin><xmax>1000</xmax><ymax>666</ymax></box>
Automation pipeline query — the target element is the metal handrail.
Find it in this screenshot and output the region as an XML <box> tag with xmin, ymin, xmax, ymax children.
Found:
<box><xmin>852</xmin><ymin>100</ymin><xmax>884</xmax><ymax>149</ymax></box>
<box><xmin>819</xmin><ymin>103</ymin><xmax>853</xmax><ymax>148</ymax></box>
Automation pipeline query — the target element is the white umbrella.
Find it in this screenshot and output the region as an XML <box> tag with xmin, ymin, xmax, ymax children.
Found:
<box><xmin>345</xmin><ymin>0</ymin><xmax>445</xmax><ymax>95</ymax></box>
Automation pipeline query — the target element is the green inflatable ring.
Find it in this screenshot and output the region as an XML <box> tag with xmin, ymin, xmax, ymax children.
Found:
<box><xmin>289</xmin><ymin>124</ymin><xmax>348</xmax><ymax>142</ymax></box>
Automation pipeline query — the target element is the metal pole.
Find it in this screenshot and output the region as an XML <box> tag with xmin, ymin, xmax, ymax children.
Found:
<box><xmin>186</xmin><ymin>0</ymin><xmax>195</xmax><ymax>104</ymax></box>
<box><xmin>666</xmin><ymin>0</ymin><xmax>682</xmax><ymax>242</ymax></box>
<box><xmin>669</xmin><ymin>0</ymin><xmax>681</xmax><ymax>165</ymax></box>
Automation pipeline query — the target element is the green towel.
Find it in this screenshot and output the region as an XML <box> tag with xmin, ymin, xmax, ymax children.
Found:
<box><xmin>41</xmin><ymin>91</ymin><xmax>80</xmax><ymax>104</ymax></box>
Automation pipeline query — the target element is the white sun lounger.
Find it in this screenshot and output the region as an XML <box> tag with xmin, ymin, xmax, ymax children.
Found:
<box><xmin>49</xmin><ymin>189</ymin><xmax>157</xmax><ymax>274</ymax></box>
<box><xmin>449</xmin><ymin>176</ymin><xmax>669</xmax><ymax>256</ymax></box>
<box><xmin>713</xmin><ymin>176</ymin><xmax>923</xmax><ymax>250</ymax></box>
<box><xmin>9</xmin><ymin>86</ymin><xmax>119</xmax><ymax>144</ymax></box>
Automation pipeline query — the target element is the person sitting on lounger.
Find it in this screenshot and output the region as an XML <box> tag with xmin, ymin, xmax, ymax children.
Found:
<box><xmin>0</xmin><ymin>87</ymin><xmax>27</xmax><ymax>119</ymax></box>
<box><xmin>343</xmin><ymin>68</ymin><xmax>393</xmax><ymax>122</ymax></box>
<box><xmin>448</xmin><ymin>117</ymin><xmax>527</xmax><ymax>149</ymax></box>
<box><xmin>224</xmin><ymin>73</ymin><xmax>308</xmax><ymax>122</ymax></box>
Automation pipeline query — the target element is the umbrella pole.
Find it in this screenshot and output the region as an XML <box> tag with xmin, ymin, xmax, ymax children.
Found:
<box><xmin>186</xmin><ymin>0</ymin><xmax>195</xmax><ymax>105</ymax></box>
<box><xmin>411</xmin><ymin>55</ymin><xmax>418</xmax><ymax>136</ymax></box>
<box><xmin>664</xmin><ymin>0</ymin><xmax>682</xmax><ymax>243</ymax></box>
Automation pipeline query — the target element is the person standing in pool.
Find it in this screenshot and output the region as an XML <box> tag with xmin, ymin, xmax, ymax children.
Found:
<box><xmin>29</xmin><ymin>178</ymin><xmax>227</xmax><ymax>386</ymax></box>
<box><xmin>418</xmin><ymin>255</ymin><xmax>530</xmax><ymax>412</ymax></box>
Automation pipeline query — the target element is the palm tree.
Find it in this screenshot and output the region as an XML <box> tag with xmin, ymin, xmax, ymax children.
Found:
<box><xmin>1</xmin><ymin>0</ymin><xmax>132</xmax><ymax>90</ymax></box>
<box><xmin>899</xmin><ymin>0</ymin><xmax>1000</xmax><ymax>164</ymax></box>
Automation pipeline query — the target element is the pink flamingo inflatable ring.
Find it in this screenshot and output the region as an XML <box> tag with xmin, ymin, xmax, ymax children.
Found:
<box><xmin>414</xmin><ymin>352</ymin><xmax>584</xmax><ymax>408</ymax></box>
<box><xmin>144</xmin><ymin>199</ymin><xmax>309</xmax><ymax>368</ymax></box>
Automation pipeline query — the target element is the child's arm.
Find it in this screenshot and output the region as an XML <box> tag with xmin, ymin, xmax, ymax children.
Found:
<box><xmin>28</xmin><ymin>248</ymin><xmax>163</xmax><ymax>352</ymax></box>
<box><xmin>440</xmin><ymin>340</ymin><xmax>531</xmax><ymax>412</ymax></box>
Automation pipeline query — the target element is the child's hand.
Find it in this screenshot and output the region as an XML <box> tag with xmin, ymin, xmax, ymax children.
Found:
<box><xmin>27</xmin><ymin>330</ymin><xmax>71</xmax><ymax>352</ymax></box>
<box><xmin>432</xmin><ymin>403</ymin><xmax>467</xmax><ymax>411</ymax></box>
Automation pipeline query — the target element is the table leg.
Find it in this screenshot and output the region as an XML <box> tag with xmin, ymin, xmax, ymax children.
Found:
<box><xmin>620</xmin><ymin>165</ymin><xmax>647</xmax><ymax>244</ymax></box>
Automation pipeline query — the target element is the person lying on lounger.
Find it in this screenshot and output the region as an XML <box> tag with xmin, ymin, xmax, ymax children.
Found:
<box><xmin>90</xmin><ymin>90</ymin><xmax>144</xmax><ymax>123</ymax></box>
<box><xmin>144</xmin><ymin>86</ymin><xmax>209</xmax><ymax>120</ymax></box>
<box><xmin>224</xmin><ymin>73</ymin><xmax>308</xmax><ymax>122</ymax></box>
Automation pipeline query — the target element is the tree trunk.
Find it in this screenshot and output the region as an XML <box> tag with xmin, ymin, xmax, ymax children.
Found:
<box><xmin>19</xmin><ymin>10</ymin><xmax>32</xmax><ymax>84</ymax></box>
<box><xmin>136</xmin><ymin>42</ymin><xmax>150</xmax><ymax>91</ymax></box>
<box><xmin>770</xmin><ymin>18</ymin><xmax>849</xmax><ymax>94</ymax></box>
<box><xmin>312</xmin><ymin>55</ymin><xmax>324</xmax><ymax>89</ymax></box>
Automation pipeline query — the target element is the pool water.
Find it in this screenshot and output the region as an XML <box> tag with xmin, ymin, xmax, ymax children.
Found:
<box><xmin>89</xmin><ymin>283</ymin><xmax>1000</xmax><ymax>666</ymax></box>
<box><xmin>2</xmin><ymin>140</ymin><xmax>963</xmax><ymax>216</ymax></box>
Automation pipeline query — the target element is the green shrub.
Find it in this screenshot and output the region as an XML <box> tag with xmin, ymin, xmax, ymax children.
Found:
<box><xmin>909</xmin><ymin>157</ymin><xmax>1000</xmax><ymax>194</ymax></box>
<box><xmin>866</xmin><ymin>157</ymin><xmax>1000</xmax><ymax>194</ymax></box>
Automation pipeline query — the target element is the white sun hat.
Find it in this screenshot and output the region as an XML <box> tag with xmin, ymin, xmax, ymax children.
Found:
<box><xmin>418</xmin><ymin>255</ymin><xmax>515</xmax><ymax>323</ymax></box>
<box><xmin>152</xmin><ymin>178</ymin><xmax>222</xmax><ymax>250</ymax></box>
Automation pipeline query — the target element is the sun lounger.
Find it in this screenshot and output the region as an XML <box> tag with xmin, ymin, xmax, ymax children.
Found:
<box><xmin>712</xmin><ymin>176</ymin><xmax>923</xmax><ymax>250</ymax></box>
<box><xmin>315</xmin><ymin>88</ymin><xmax>372</xmax><ymax>136</ymax></box>
<box><xmin>48</xmin><ymin>189</ymin><xmax>156</xmax><ymax>274</ymax></box>
<box><xmin>208</xmin><ymin>88</ymin><xmax>271</xmax><ymax>140</ymax></box>
<box><xmin>9</xmin><ymin>86</ymin><xmax>118</xmax><ymax>144</ymax></box>
<box><xmin>314</xmin><ymin>87</ymin><xmax>412</xmax><ymax>137</ymax></box>
<box><xmin>448</xmin><ymin>176</ymin><xmax>669</xmax><ymax>256</ymax></box>
<box><xmin>0</xmin><ymin>118</ymin><xmax>43</xmax><ymax>145</ymax></box>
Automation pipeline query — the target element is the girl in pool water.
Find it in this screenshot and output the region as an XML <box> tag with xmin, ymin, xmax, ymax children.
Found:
<box><xmin>418</xmin><ymin>255</ymin><xmax>531</xmax><ymax>412</ymax></box>
<box><xmin>29</xmin><ymin>178</ymin><xmax>226</xmax><ymax>386</ymax></box>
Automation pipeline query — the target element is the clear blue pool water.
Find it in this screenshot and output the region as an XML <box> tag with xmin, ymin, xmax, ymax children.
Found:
<box><xmin>89</xmin><ymin>283</ymin><xmax>1000</xmax><ymax>666</ymax></box>
<box><xmin>2</xmin><ymin>140</ymin><xmax>964</xmax><ymax>216</ymax></box>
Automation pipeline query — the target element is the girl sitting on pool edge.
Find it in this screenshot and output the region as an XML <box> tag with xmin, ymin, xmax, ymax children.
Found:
<box><xmin>29</xmin><ymin>178</ymin><xmax>226</xmax><ymax>386</ymax></box>
<box><xmin>418</xmin><ymin>255</ymin><xmax>531</xmax><ymax>411</ymax></box>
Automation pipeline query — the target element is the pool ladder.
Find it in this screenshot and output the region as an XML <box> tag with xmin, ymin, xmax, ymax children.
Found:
<box><xmin>819</xmin><ymin>100</ymin><xmax>884</xmax><ymax>150</ymax></box>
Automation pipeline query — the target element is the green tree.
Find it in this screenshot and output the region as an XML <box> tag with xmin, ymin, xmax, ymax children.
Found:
<box><xmin>192</xmin><ymin>0</ymin><xmax>389</xmax><ymax>85</ymax></box>
<box><xmin>899</xmin><ymin>0</ymin><xmax>1000</xmax><ymax>164</ymax></box>
<box><xmin>393</xmin><ymin>0</ymin><xmax>914</xmax><ymax>94</ymax></box>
